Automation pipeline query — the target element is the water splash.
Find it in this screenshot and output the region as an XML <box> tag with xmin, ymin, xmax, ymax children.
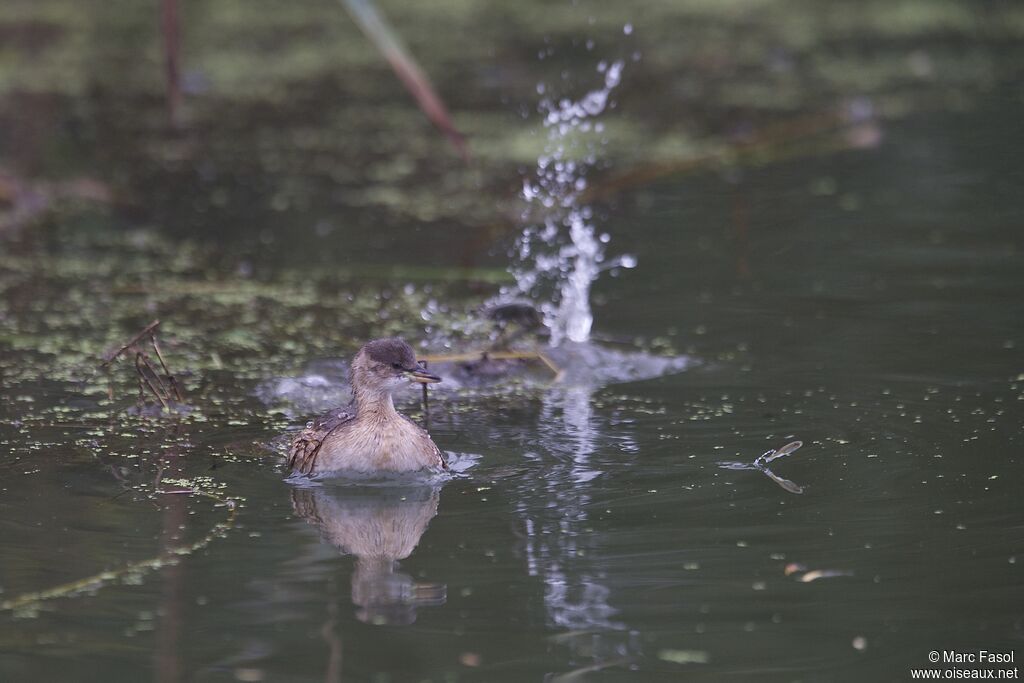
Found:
<box><xmin>511</xmin><ymin>59</ymin><xmax>634</xmax><ymax>346</ymax></box>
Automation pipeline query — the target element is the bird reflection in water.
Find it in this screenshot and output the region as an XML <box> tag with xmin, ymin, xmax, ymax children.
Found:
<box><xmin>291</xmin><ymin>484</ymin><xmax>446</xmax><ymax>625</ymax></box>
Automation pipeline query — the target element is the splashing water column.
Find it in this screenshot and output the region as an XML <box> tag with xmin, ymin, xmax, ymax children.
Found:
<box><xmin>512</xmin><ymin>59</ymin><xmax>630</xmax><ymax>346</ymax></box>
<box><xmin>558</xmin><ymin>214</ymin><xmax>599</xmax><ymax>344</ymax></box>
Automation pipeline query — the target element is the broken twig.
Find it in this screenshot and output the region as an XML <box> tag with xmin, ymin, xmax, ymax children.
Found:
<box><xmin>101</xmin><ymin>320</ymin><xmax>185</xmax><ymax>411</ymax></box>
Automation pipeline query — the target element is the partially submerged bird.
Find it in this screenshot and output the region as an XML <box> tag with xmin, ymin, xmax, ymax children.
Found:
<box><xmin>288</xmin><ymin>338</ymin><xmax>446</xmax><ymax>475</ymax></box>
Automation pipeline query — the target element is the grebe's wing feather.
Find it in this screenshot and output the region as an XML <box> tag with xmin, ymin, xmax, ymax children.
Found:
<box><xmin>288</xmin><ymin>407</ymin><xmax>355</xmax><ymax>474</ymax></box>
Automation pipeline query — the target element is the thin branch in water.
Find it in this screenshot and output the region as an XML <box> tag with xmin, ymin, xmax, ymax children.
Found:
<box><xmin>160</xmin><ymin>0</ymin><xmax>183</xmax><ymax>128</ymax></box>
<box><xmin>150</xmin><ymin>335</ymin><xmax>184</xmax><ymax>402</ymax></box>
<box><xmin>0</xmin><ymin>487</ymin><xmax>239</xmax><ymax>614</ymax></box>
<box><xmin>339</xmin><ymin>0</ymin><xmax>468</xmax><ymax>162</ymax></box>
<box><xmin>102</xmin><ymin>320</ymin><xmax>186</xmax><ymax>412</ymax></box>
<box><xmin>419</xmin><ymin>360</ymin><xmax>430</xmax><ymax>428</ymax></box>
<box><xmin>102</xmin><ymin>319</ymin><xmax>162</xmax><ymax>367</ymax></box>
<box><xmin>135</xmin><ymin>352</ymin><xmax>171</xmax><ymax>411</ymax></box>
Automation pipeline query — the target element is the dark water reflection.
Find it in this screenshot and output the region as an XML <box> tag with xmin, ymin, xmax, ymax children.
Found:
<box><xmin>2</xmin><ymin>1</ymin><xmax>1024</xmax><ymax>681</ymax></box>
<box><xmin>290</xmin><ymin>484</ymin><xmax>446</xmax><ymax>626</ymax></box>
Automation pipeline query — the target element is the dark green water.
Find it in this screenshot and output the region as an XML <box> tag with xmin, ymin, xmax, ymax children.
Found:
<box><xmin>2</xmin><ymin>1</ymin><xmax>1023</xmax><ymax>681</ymax></box>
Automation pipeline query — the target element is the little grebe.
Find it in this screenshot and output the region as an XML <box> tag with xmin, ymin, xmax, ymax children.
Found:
<box><xmin>288</xmin><ymin>338</ymin><xmax>445</xmax><ymax>475</ymax></box>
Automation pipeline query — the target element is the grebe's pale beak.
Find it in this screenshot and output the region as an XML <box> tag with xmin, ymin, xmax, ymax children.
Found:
<box><xmin>406</xmin><ymin>365</ymin><xmax>441</xmax><ymax>384</ymax></box>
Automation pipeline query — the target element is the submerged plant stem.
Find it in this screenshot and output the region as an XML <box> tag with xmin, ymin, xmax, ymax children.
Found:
<box><xmin>0</xmin><ymin>490</ymin><xmax>239</xmax><ymax>614</ymax></box>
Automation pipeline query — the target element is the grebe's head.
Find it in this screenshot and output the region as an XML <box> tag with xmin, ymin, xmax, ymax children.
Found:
<box><xmin>351</xmin><ymin>338</ymin><xmax>440</xmax><ymax>392</ymax></box>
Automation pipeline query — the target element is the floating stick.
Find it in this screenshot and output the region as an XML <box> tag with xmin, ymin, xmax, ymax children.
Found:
<box><xmin>0</xmin><ymin>489</ymin><xmax>238</xmax><ymax>613</ymax></box>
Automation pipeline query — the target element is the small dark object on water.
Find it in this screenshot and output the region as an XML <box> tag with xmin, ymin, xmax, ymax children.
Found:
<box><xmin>754</xmin><ymin>440</ymin><xmax>802</xmax><ymax>468</ymax></box>
<box><xmin>483</xmin><ymin>300</ymin><xmax>548</xmax><ymax>351</ymax></box>
<box><xmin>458</xmin><ymin>353</ymin><xmax>526</xmax><ymax>379</ymax></box>
<box><xmin>485</xmin><ymin>301</ymin><xmax>544</xmax><ymax>330</ymax></box>
<box><xmin>718</xmin><ymin>440</ymin><xmax>805</xmax><ymax>494</ymax></box>
<box><xmin>288</xmin><ymin>338</ymin><xmax>446</xmax><ymax>476</ymax></box>
<box><xmin>412</xmin><ymin>301</ymin><xmax>561</xmax><ymax>384</ymax></box>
